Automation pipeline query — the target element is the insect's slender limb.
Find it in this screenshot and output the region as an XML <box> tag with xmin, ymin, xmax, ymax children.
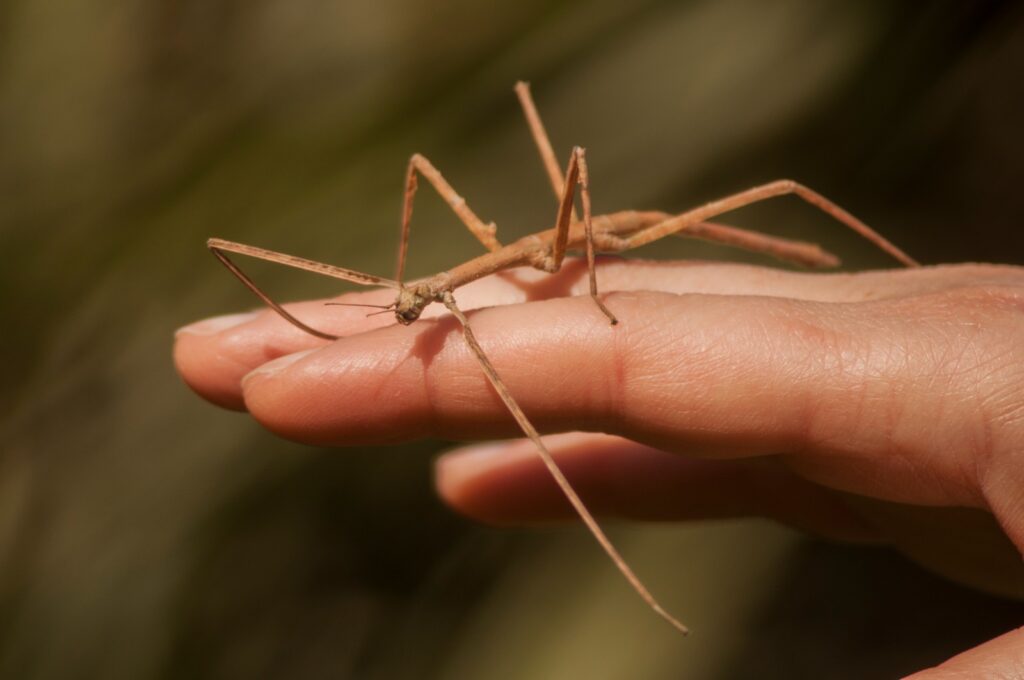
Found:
<box><xmin>575</xmin><ymin>149</ymin><xmax>618</xmax><ymax>324</ymax></box>
<box><xmin>676</xmin><ymin>220</ymin><xmax>841</xmax><ymax>268</ymax></box>
<box><xmin>513</xmin><ymin>81</ymin><xmax>585</xmax><ymax>226</ymax></box>
<box><xmin>514</xmin><ymin>82</ymin><xmax>568</xmax><ymax>200</ymax></box>
<box><xmin>544</xmin><ymin>147</ymin><xmax>616</xmax><ymax>322</ymax></box>
<box><xmin>618</xmin><ymin>180</ymin><xmax>919</xmax><ymax>267</ymax></box>
<box><xmin>603</xmin><ymin>212</ymin><xmax>842</xmax><ymax>267</ymax></box>
<box><xmin>511</xmin><ymin>86</ymin><xmax>838</xmax><ymax>271</ymax></box>
<box><xmin>548</xmin><ymin>147</ymin><xmax>581</xmax><ymax>268</ymax></box>
<box><xmin>207</xmin><ymin>238</ymin><xmax>399</xmax><ymax>340</ymax></box>
<box><xmin>397</xmin><ymin>154</ymin><xmax>502</xmax><ymax>284</ymax></box>
<box><xmin>441</xmin><ymin>291</ymin><xmax>687</xmax><ymax>635</ymax></box>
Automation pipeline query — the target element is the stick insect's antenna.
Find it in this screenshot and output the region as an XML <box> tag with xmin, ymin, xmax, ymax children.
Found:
<box><xmin>324</xmin><ymin>301</ymin><xmax>397</xmax><ymax>318</ymax></box>
<box><xmin>324</xmin><ymin>302</ymin><xmax>395</xmax><ymax>309</ymax></box>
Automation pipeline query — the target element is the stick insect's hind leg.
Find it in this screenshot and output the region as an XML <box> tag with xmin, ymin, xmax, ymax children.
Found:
<box><xmin>513</xmin><ymin>83</ymin><xmax>848</xmax><ymax>270</ymax></box>
<box><xmin>396</xmin><ymin>154</ymin><xmax>502</xmax><ymax>283</ymax></box>
<box><xmin>441</xmin><ymin>291</ymin><xmax>687</xmax><ymax>634</ymax></box>
<box><xmin>207</xmin><ymin>238</ymin><xmax>401</xmax><ymax>341</ymax></box>
<box><xmin>619</xmin><ymin>180</ymin><xmax>919</xmax><ymax>267</ymax></box>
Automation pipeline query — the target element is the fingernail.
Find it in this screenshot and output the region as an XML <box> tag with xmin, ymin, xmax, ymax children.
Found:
<box><xmin>242</xmin><ymin>348</ymin><xmax>317</xmax><ymax>385</ymax></box>
<box><xmin>175</xmin><ymin>311</ymin><xmax>259</xmax><ymax>337</ymax></box>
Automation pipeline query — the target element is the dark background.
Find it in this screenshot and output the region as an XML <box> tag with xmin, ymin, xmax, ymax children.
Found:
<box><xmin>1</xmin><ymin>1</ymin><xmax>1023</xmax><ymax>678</ymax></box>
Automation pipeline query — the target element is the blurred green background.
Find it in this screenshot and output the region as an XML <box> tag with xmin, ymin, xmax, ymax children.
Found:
<box><xmin>2</xmin><ymin>1</ymin><xmax>1023</xmax><ymax>678</ymax></box>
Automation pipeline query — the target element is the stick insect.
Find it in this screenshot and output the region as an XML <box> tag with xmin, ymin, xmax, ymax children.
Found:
<box><xmin>207</xmin><ymin>82</ymin><xmax>918</xmax><ymax>635</ymax></box>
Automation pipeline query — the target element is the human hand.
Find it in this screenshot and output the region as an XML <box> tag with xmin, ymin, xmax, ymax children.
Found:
<box><xmin>174</xmin><ymin>259</ymin><xmax>1024</xmax><ymax>677</ymax></box>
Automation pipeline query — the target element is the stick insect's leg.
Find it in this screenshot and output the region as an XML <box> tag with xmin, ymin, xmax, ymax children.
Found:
<box><xmin>514</xmin><ymin>83</ymin><xmax>838</xmax><ymax>272</ymax></box>
<box><xmin>541</xmin><ymin>147</ymin><xmax>618</xmax><ymax>323</ymax></box>
<box><xmin>576</xmin><ymin>149</ymin><xmax>618</xmax><ymax>324</ymax></box>
<box><xmin>207</xmin><ymin>238</ymin><xmax>400</xmax><ymax>341</ymax></box>
<box><xmin>441</xmin><ymin>291</ymin><xmax>687</xmax><ymax>635</ymax></box>
<box><xmin>676</xmin><ymin>220</ymin><xmax>841</xmax><ymax>268</ymax></box>
<box><xmin>396</xmin><ymin>154</ymin><xmax>502</xmax><ymax>283</ymax></box>
<box><xmin>547</xmin><ymin>147</ymin><xmax>580</xmax><ymax>269</ymax></box>
<box><xmin>514</xmin><ymin>81</ymin><xmax>581</xmax><ymax>223</ymax></box>
<box><xmin>514</xmin><ymin>81</ymin><xmax>567</xmax><ymax>201</ymax></box>
<box><xmin>514</xmin><ymin>84</ymin><xmax>850</xmax><ymax>270</ymax></box>
<box><xmin>617</xmin><ymin>180</ymin><xmax>919</xmax><ymax>267</ymax></box>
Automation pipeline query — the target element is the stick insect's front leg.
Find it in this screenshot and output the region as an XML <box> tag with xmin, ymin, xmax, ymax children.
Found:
<box><xmin>396</xmin><ymin>154</ymin><xmax>502</xmax><ymax>283</ymax></box>
<box><xmin>207</xmin><ymin>238</ymin><xmax>399</xmax><ymax>340</ymax></box>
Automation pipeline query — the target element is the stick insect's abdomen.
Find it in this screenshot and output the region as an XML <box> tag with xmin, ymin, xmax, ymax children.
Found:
<box><xmin>599</xmin><ymin>210</ymin><xmax>673</xmax><ymax>238</ymax></box>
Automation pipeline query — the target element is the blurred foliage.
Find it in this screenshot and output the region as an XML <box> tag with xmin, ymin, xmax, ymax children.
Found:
<box><xmin>1</xmin><ymin>1</ymin><xmax>1023</xmax><ymax>678</ymax></box>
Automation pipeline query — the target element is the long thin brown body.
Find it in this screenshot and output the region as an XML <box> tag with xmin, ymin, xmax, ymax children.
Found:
<box><xmin>207</xmin><ymin>207</ymin><xmax>842</xmax><ymax>342</ymax></box>
<box><xmin>207</xmin><ymin>82</ymin><xmax>917</xmax><ymax>635</ymax></box>
<box><xmin>209</xmin><ymin>207</ymin><xmax>843</xmax><ymax>334</ymax></box>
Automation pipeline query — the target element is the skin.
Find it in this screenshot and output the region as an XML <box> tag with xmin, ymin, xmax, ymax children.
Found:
<box><xmin>174</xmin><ymin>258</ymin><xmax>1024</xmax><ymax>678</ymax></box>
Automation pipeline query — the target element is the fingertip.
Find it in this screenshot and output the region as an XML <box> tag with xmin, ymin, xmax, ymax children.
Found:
<box><xmin>173</xmin><ymin>329</ymin><xmax>249</xmax><ymax>411</ymax></box>
<box><xmin>240</xmin><ymin>348</ymin><xmax>328</xmax><ymax>443</ymax></box>
<box><xmin>175</xmin><ymin>311</ymin><xmax>260</xmax><ymax>338</ymax></box>
<box><xmin>173</xmin><ymin>305</ymin><xmax>337</xmax><ymax>414</ymax></box>
<box><xmin>434</xmin><ymin>434</ymin><xmax>598</xmax><ymax>524</ymax></box>
<box><xmin>434</xmin><ymin>442</ymin><xmax>515</xmax><ymax>521</ymax></box>
<box><xmin>238</xmin><ymin>328</ymin><xmax>441</xmax><ymax>447</ymax></box>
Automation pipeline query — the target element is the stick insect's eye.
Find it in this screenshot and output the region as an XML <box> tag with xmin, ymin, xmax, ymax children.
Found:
<box><xmin>396</xmin><ymin>308</ymin><xmax>420</xmax><ymax>325</ymax></box>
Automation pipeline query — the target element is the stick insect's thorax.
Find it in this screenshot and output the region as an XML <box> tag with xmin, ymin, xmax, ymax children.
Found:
<box><xmin>436</xmin><ymin>210</ymin><xmax>666</xmax><ymax>289</ymax></box>
<box><xmin>393</xmin><ymin>210</ymin><xmax>668</xmax><ymax>325</ymax></box>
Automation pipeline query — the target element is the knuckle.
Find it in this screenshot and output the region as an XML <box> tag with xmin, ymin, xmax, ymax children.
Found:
<box><xmin>922</xmin><ymin>285</ymin><xmax>1024</xmax><ymax>493</ymax></box>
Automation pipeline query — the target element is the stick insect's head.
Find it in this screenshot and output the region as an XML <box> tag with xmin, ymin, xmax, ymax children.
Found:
<box><xmin>394</xmin><ymin>287</ymin><xmax>429</xmax><ymax>325</ymax></box>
